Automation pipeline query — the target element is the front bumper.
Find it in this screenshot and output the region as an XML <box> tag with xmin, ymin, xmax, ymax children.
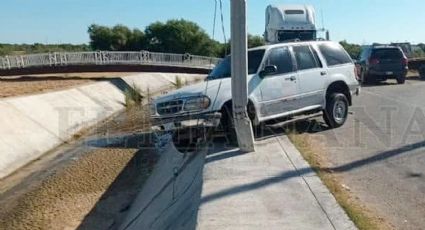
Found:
<box><xmin>349</xmin><ymin>83</ymin><xmax>361</xmax><ymax>96</ymax></box>
<box><xmin>151</xmin><ymin>112</ymin><xmax>222</xmax><ymax>132</ymax></box>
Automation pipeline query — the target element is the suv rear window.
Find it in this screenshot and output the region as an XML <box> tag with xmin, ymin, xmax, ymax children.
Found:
<box><xmin>318</xmin><ymin>43</ymin><xmax>352</xmax><ymax>66</ymax></box>
<box><xmin>371</xmin><ymin>49</ymin><xmax>402</xmax><ymax>59</ymax></box>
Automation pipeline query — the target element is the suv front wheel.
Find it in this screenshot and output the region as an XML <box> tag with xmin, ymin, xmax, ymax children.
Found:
<box><xmin>323</xmin><ymin>93</ymin><xmax>349</xmax><ymax>128</ymax></box>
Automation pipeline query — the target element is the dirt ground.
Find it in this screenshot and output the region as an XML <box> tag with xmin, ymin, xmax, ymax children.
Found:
<box><xmin>0</xmin><ymin>72</ymin><xmax>134</xmax><ymax>98</ymax></box>
<box><xmin>0</xmin><ymin>104</ymin><xmax>158</xmax><ymax>230</ymax></box>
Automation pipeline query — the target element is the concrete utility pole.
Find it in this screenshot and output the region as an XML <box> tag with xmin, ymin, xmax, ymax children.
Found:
<box><xmin>230</xmin><ymin>0</ymin><xmax>255</xmax><ymax>152</ymax></box>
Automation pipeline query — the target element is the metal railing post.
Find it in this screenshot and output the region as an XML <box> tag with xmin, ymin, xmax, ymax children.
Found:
<box><xmin>6</xmin><ymin>56</ymin><xmax>11</xmax><ymax>69</ymax></box>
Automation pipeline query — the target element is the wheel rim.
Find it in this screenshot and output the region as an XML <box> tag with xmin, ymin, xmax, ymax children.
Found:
<box><xmin>333</xmin><ymin>100</ymin><xmax>347</xmax><ymax>123</ymax></box>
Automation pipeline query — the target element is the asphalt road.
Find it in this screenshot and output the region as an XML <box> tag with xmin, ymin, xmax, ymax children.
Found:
<box><xmin>303</xmin><ymin>78</ymin><xmax>425</xmax><ymax>230</ymax></box>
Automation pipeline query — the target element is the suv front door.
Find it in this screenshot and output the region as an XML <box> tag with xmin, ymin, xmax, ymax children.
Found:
<box><xmin>258</xmin><ymin>46</ymin><xmax>299</xmax><ymax>120</ymax></box>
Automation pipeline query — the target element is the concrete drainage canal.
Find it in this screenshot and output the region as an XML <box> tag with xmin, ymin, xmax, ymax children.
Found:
<box><xmin>0</xmin><ymin>104</ymin><xmax>207</xmax><ymax>230</ymax></box>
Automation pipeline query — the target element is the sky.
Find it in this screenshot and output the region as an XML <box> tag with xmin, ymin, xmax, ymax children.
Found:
<box><xmin>1</xmin><ymin>0</ymin><xmax>424</xmax><ymax>45</ymax></box>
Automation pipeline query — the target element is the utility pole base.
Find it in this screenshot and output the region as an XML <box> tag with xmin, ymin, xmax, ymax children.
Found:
<box><xmin>234</xmin><ymin>116</ymin><xmax>255</xmax><ymax>152</ymax></box>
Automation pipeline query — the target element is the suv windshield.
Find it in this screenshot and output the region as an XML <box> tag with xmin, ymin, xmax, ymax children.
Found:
<box><xmin>208</xmin><ymin>49</ymin><xmax>265</xmax><ymax>80</ymax></box>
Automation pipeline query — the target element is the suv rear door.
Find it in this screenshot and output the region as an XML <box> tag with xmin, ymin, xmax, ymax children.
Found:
<box><xmin>292</xmin><ymin>44</ymin><xmax>326</xmax><ymax>108</ymax></box>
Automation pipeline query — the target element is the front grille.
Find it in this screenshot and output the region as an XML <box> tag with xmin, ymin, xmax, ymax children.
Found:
<box><xmin>157</xmin><ymin>100</ymin><xmax>184</xmax><ymax>115</ymax></box>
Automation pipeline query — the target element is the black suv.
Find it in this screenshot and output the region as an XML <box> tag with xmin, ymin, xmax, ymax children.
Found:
<box><xmin>358</xmin><ymin>45</ymin><xmax>408</xmax><ymax>84</ymax></box>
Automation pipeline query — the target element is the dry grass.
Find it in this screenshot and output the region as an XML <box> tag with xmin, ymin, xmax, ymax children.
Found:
<box><xmin>0</xmin><ymin>72</ymin><xmax>135</xmax><ymax>98</ymax></box>
<box><xmin>0</xmin><ymin>148</ymin><xmax>147</xmax><ymax>230</ymax></box>
<box><xmin>287</xmin><ymin>130</ymin><xmax>393</xmax><ymax>230</ymax></box>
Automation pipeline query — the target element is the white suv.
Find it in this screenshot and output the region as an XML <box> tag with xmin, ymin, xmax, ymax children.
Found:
<box><xmin>151</xmin><ymin>41</ymin><xmax>360</xmax><ymax>139</ymax></box>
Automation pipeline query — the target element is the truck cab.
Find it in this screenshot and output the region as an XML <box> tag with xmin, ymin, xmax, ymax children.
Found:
<box><xmin>265</xmin><ymin>4</ymin><xmax>317</xmax><ymax>43</ymax></box>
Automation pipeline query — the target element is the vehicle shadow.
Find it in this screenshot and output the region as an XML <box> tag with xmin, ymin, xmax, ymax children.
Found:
<box><xmin>360</xmin><ymin>81</ymin><xmax>398</xmax><ymax>88</ymax></box>
<box><xmin>255</xmin><ymin>118</ymin><xmax>330</xmax><ymax>141</ymax></box>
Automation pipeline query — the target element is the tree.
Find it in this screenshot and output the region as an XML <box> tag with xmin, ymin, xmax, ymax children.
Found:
<box><xmin>248</xmin><ymin>34</ymin><xmax>265</xmax><ymax>48</ymax></box>
<box><xmin>86</xmin><ymin>20</ymin><xmax>265</xmax><ymax>57</ymax></box>
<box><xmin>88</xmin><ymin>24</ymin><xmax>146</xmax><ymax>51</ymax></box>
<box><xmin>339</xmin><ymin>40</ymin><xmax>362</xmax><ymax>59</ymax></box>
<box><xmin>214</xmin><ymin>34</ymin><xmax>266</xmax><ymax>57</ymax></box>
<box><xmin>144</xmin><ymin>19</ymin><xmax>217</xmax><ymax>56</ymax></box>
<box><xmin>128</xmin><ymin>29</ymin><xmax>146</xmax><ymax>50</ymax></box>
<box><xmin>88</xmin><ymin>24</ymin><xmax>114</xmax><ymax>50</ymax></box>
<box><xmin>110</xmin><ymin>25</ymin><xmax>132</xmax><ymax>50</ymax></box>
<box><xmin>418</xmin><ymin>43</ymin><xmax>425</xmax><ymax>53</ymax></box>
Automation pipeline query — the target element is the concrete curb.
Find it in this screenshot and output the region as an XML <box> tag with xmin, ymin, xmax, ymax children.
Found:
<box><xmin>276</xmin><ymin>135</ymin><xmax>357</xmax><ymax>230</ymax></box>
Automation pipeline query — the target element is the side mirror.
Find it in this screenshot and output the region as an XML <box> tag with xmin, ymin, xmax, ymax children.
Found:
<box><xmin>259</xmin><ymin>65</ymin><xmax>277</xmax><ymax>78</ymax></box>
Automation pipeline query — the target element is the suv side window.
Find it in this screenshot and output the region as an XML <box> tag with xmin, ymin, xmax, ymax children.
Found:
<box><xmin>293</xmin><ymin>45</ymin><xmax>320</xmax><ymax>71</ymax></box>
<box><xmin>318</xmin><ymin>43</ymin><xmax>353</xmax><ymax>66</ymax></box>
<box><xmin>264</xmin><ymin>47</ymin><xmax>294</xmax><ymax>75</ymax></box>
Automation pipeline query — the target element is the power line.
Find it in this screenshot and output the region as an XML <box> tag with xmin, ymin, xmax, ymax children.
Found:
<box><xmin>219</xmin><ymin>0</ymin><xmax>228</xmax><ymax>55</ymax></box>
<box><xmin>212</xmin><ymin>0</ymin><xmax>217</xmax><ymax>40</ymax></box>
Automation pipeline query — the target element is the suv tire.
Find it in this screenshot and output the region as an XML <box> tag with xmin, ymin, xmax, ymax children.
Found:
<box><xmin>396</xmin><ymin>75</ymin><xmax>406</xmax><ymax>84</ymax></box>
<box><xmin>419</xmin><ymin>65</ymin><xmax>425</xmax><ymax>80</ymax></box>
<box><xmin>361</xmin><ymin>70</ymin><xmax>368</xmax><ymax>84</ymax></box>
<box><xmin>323</xmin><ymin>93</ymin><xmax>349</xmax><ymax>128</ymax></box>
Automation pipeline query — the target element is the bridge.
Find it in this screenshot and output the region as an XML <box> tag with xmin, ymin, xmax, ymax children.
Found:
<box><xmin>0</xmin><ymin>51</ymin><xmax>221</xmax><ymax>76</ymax></box>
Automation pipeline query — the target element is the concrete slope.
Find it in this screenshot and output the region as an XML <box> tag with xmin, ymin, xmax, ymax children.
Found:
<box><xmin>118</xmin><ymin>141</ymin><xmax>206</xmax><ymax>230</ymax></box>
<box><xmin>0</xmin><ymin>73</ymin><xmax>205</xmax><ymax>179</ymax></box>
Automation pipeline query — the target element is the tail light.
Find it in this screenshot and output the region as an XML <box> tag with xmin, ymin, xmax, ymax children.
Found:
<box><xmin>354</xmin><ymin>65</ymin><xmax>360</xmax><ymax>80</ymax></box>
<box><xmin>402</xmin><ymin>58</ymin><xmax>408</xmax><ymax>65</ymax></box>
<box><xmin>369</xmin><ymin>58</ymin><xmax>380</xmax><ymax>65</ymax></box>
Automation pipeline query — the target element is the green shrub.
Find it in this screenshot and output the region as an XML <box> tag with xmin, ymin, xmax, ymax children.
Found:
<box><xmin>175</xmin><ymin>76</ymin><xmax>183</xmax><ymax>89</ymax></box>
<box><xmin>124</xmin><ymin>83</ymin><xmax>143</xmax><ymax>107</ymax></box>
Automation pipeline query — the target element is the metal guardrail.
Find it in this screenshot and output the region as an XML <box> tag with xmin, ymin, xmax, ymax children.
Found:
<box><xmin>0</xmin><ymin>51</ymin><xmax>221</xmax><ymax>70</ymax></box>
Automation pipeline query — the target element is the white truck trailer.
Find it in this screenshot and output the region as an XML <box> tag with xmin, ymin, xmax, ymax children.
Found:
<box><xmin>264</xmin><ymin>4</ymin><xmax>317</xmax><ymax>43</ymax></box>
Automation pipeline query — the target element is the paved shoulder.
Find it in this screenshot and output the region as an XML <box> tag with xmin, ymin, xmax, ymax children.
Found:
<box><xmin>197</xmin><ymin>137</ymin><xmax>356</xmax><ymax>230</ymax></box>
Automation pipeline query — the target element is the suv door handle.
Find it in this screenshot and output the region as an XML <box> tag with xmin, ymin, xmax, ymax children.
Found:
<box><xmin>285</xmin><ymin>76</ymin><xmax>296</xmax><ymax>81</ymax></box>
<box><xmin>320</xmin><ymin>71</ymin><xmax>327</xmax><ymax>76</ymax></box>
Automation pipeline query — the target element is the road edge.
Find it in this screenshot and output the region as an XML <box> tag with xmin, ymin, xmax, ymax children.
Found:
<box><xmin>276</xmin><ymin>135</ymin><xmax>358</xmax><ymax>230</ymax></box>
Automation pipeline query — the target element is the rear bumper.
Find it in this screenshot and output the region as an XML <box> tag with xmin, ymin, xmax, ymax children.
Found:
<box><xmin>151</xmin><ymin>112</ymin><xmax>222</xmax><ymax>132</ymax></box>
<box><xmin>368</xmin><ymin>69</ymin><xmax>407</xmax><ymax>78</ymax></box>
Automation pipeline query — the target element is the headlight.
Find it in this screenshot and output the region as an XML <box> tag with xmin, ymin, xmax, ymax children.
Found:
<box><xmin>183</xmin><ymin>96</ymin><xmax>211</xmax><ymax>111</ymax></box>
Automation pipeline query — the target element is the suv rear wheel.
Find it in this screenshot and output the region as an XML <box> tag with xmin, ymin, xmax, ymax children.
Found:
<box><xmin>419</xmin><ymin>65</ymin><xmax>425</xmax><ymax>80</ymax></box>
<box><xmin>323</xmin><ymin>93</ymin><xmax>349</xmax><ymax>128</ymax></box>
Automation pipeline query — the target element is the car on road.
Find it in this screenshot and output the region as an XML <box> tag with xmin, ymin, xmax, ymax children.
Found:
<box><xmin>150</xmin><ymin>41</ymin><xmax>360</xmax><ymax>142</ymax></box>
<box><xmin>358</xmin><ymin>45</ymin><xmax>408</xmax><ymax>84</ymax></box>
